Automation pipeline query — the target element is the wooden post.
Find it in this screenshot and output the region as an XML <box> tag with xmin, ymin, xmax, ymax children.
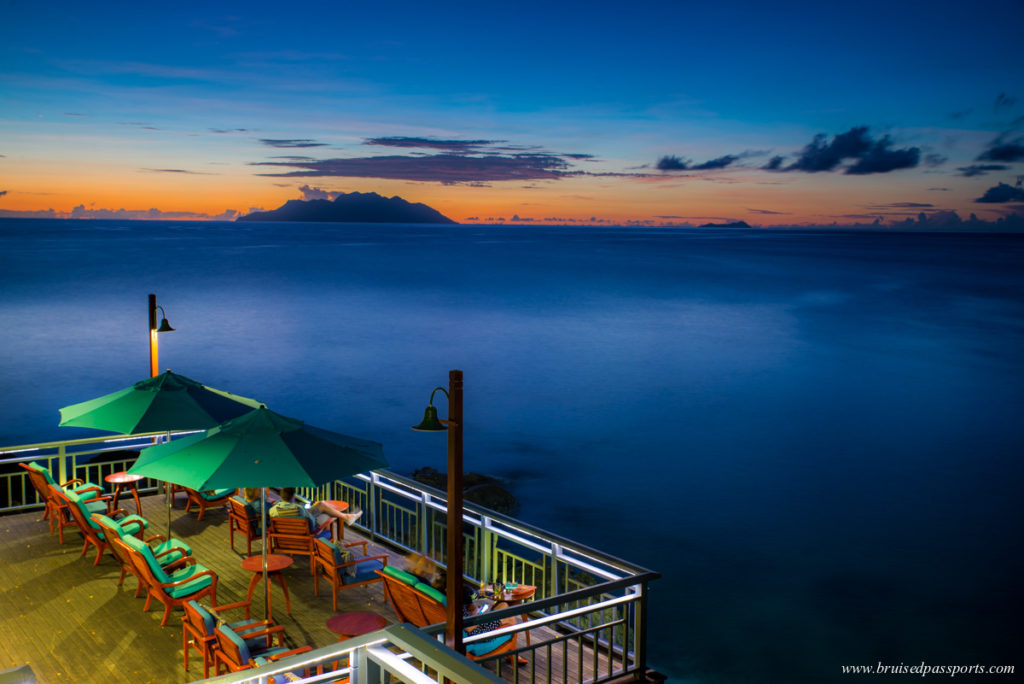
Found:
<box><xmin>148</xmin><ymin>294</ymin><xmax>158</xmax><ymax>378</ymax></box>
<box><xmin>445</xmin><ymin>369</ymin><xmax>464</xmax><ymax>653</ymax></box>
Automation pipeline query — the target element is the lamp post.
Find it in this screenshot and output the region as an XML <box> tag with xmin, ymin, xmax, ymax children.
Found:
<box><xmin>148</xmin><ymin>293</ymin><xmax>175</xmax><ymax>377</ymax></box>
<box><xmin>411</xmin><ymin>369</ymin><xmax>464</xmax><ymax>653</ymax></box>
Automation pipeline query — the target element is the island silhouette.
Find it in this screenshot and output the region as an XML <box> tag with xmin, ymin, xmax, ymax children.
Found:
<box><xmin>237</xmin><ymin>191</ymin><xmax>457</xmax><ymax>224</ymax></box>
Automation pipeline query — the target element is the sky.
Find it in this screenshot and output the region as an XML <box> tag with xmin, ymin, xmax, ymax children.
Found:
<box><xmin>1</xmin><ymin>0</ymin><xmax>1023</xmax><ymax>227</ymax></box>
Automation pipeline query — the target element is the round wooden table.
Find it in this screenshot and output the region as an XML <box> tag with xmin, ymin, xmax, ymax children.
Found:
<box><xmin>326</xmin><ymin>611</ymin><xmax>387</xmax><ymax>641</ymax></box>
<box><xmin>321</xmin><ymin>499</ymin><xmax>350</xmax><ymax>539</ymax></box>
<box><xmin>483</xmin><ymin>584</ymin><xmax>537</xmax><ymax>644</ymax></box>
<box><xmin>105</xmin><ymin>471</ymin><xmax>144</xmax><ymax>515</ymax></box>
<box><xmin>242</xmin><ymin>554</ymin><xmax>294</xmax><ymax>619</ymax></box>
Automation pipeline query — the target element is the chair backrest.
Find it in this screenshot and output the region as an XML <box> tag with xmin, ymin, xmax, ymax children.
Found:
<box><xmin>214</xmin><ymin>625</ymin><xmax>252</xmax><ymax>670</ymax></box>
<box><xmin>22</xmin><ymin>461</ymin><xmax>58</xmax><ymax>487</ymax></box>
<box><xmin>312</xmin><ymin>537</ymin><xmax>336</xmax><ymax>571</ymax></box>
<box><xmin>19</xmin><ymin>463</ymin><xmax>51</xmax><ymax>502</ymax></box>
<box><xmin>376</xmin><ymin>571</ymin><xmax>447</xmax><ymax>627</ymax></box>
<box><xmin>122</xmin><ymin>535</ymin><xmax>174</xmax><ymax>583</ymax></box>
<box><xmin>63</xmin><ymin>489</ymin><xmax>103</xmax><ymax>531</ymax></box>
<box><xmin>183</xmin><ymin>600</ymin><xmax>217</xmax><ymax>639</ymax></box>
<box><xmin>228</xmin><ymin>498</ymin><xmax>258</xmax><ymax>532</ymax></box>
<box><xmin>92</xmin><ymin>514</ymin><xmax>131</xmax><ymax>564</ymax></box>
<box><xmin>51</xmin><ymin>486</ymin><xmax>103</xmax><ymax>543</ymax></box>
<box><xmin>268</xmin><ymin>516</ymin><xmax>313</xmax><ymax>554</ymax></box>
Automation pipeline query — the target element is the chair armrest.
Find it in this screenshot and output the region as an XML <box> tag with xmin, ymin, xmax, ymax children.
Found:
<box><xmin>340</xmin><ymin>553</ymin><xmax>389</xmax><ymax>570</ymax></box>
<box><xmin>155</xmin><ymin>568</ymin><xmax>217</xmax><ymax>589</ymax></box>
<box><xmin>343</xmin><ymin>540</ymin><xmax>368</xmax><ymax>554</ymax></box>
<box><xmin>265</xmin><ymin>645</ymin><xmax>313</xmax><ymax>662</ymax></box>
<box><xmin>210</xmin><ymin>599</ymin><xmax>252</xmax><ymax>615</ymax></box>
<box><xmin>61</xmin><ymin>477</ymin><xmax>88</xmax><ymax>487</ymax></box>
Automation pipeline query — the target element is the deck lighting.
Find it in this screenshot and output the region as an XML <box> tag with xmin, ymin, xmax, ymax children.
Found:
<box><xmin>411</xmin><ymin>370</ymin><xmax>464</xmax><ymax>654</ymax></box>
<box><xmin>148</xmin><ymin>294</ymin><xmax>175</xmax><ymax>378</ymax></box>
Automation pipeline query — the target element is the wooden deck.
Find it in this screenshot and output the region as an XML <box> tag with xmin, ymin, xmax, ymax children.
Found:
<box><xmin>0</xmin><ymin>492</ymin><xmax>406</xmax><ymax>683</ymax></box>
<box><xmin>0</xmin><ymin>493</ymin><xmax>639</xmax><ymax>684</ymax></box>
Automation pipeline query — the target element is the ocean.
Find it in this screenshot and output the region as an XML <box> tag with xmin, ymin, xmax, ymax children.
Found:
<box><xmin>1</xmin><ymin>218</ymin><xmax>1022</xmax><ymax>681</ymax></box>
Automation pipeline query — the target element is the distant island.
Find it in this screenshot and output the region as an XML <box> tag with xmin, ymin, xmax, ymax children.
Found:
<box><xmin>700</xmin><ymin>220</ymin><xmax>751</xmax><ymax>228</ymax></box>
<box><xmin>237</xmin><ymin>191</ymin><xmax>456</xmax><ymax>224</ymax></box>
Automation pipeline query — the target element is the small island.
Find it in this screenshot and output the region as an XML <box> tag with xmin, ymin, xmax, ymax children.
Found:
<box><xmin>237</xmin><ymin>191</ymin><xmax>456</xmax><ymax>224</ymax></box>
<box><xmin>700</xmin><ymin>220</ymin><xmax>751</xmax><ymax>228</ymax></box>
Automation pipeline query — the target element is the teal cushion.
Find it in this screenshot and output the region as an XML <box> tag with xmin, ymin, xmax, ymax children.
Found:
<box><xmin>414</xmin><ymin>582</ymin><xmax>446</xmax><ymax>606</ymax></box>
<box><xmin>199</xmin><ymin>488</ymin><xmax>233</xmax><ymax>501</ymax></box>
<box><xmin>84</xmin><ymin>499</ymin><xmax>108</xmax><ymax>514</ymax></box>
<box><xmin>383</xmin><ymin>566</ymin><xmax>419</xmax><ymax>585</ymax></box>
<box><xmin>465</xmin><ymin>632</ymin><xmax>512</xmax><ymax>657</ymax></box>
<box><xmin>320</xmin><ymin>540</ymin><xmax>355</xmax><ymax>576</ymax></box>
<box><xmin>153</xmin><ymin>538</ymin><xmax>192</xmax><ymax>557</ymax></box>
<box><xmin>165</xmin><ymin>564</ymin><xmax>214</xmax><ymax>598</ymax></box>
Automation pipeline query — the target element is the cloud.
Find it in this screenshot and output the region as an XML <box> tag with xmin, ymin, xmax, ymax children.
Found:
<box><xmin>958</xmin><ymin>164</ymin><xmax>1009</xmax><ymax>177</ymax></box>
<box><xmin>867</xmin><ymin>202</ymin><xmax>934</xmax><ymax>209</ymax></box>
<box><xmin>65</xmin><ymin>204</ymin><xmax>237</xmax><ymax>220</ymax></box>
<box><xmin>656</xmin><ymin>155</ymin><xmax>688</xmax><ymax>170</ymax></box>
<box><xmin>777</xmin><ymin>126</ymin><xmax>920</xmax><ymax>174</ymax></box>
<box><xmin>141</xmin><ymin>168</ymin><xmax>216</xmax><ymax>175</ymax></box>
<box><xmin>994</xmin><ymin>92</ymin><xmax>1017</xmax><ymax>111</ymax></box>
<box><xmin>253</xmin><ymin>152</ymin><xmax>576</xmax><ymax>184</ymax></box>
<box><xmin>209</xmin><ymin>128</ymin><xmax>249</xmax><ymax>134</ymax></box>
<box><xmin>259</xmin><ymin>138</ymin><xmax>328</xmax><ymax>148</ymax></box>
<box><xmin>0</xmin><ymin>190</ymin><xmax>7</xmax><ymax>198</ymax></box>
<box><xmin>691</xmin><ymin>154</ymin><xmax>739</xmax><ymax>170</ymax></box>
<box><xmin>977</xmin><ymin>137</ymin><xmax>1024</xmax><ymax>162</ymax></box>
<box><xmin>297</xmin><ymin>184</ymin><xmax>344</xmax><ymax>200</ymax></box>
<box><xmin>974</xmin><ymin>182</ymin><xmax>1024</xmax><ymax>203</ymax></box>
<box><xmin>924</xmin><ymin>153</ymin><xmax>948</xmax><ymax>167</ymax></box>
<box><xmin>747</xmin><ymin>208</ymin><xmax>788</xmax><ymax>215</ymax></box>
<box><xmin>762</xmin><ymin>156</ymin><xmax>785</xmax><ymax>170</ymax></box>
<box><xmin>364</xmin><ymin>136</ymin><xmax>502</xmax><ymax>152</ymax></box>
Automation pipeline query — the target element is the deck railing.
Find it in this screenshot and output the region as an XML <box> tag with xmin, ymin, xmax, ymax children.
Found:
<box><xmin>1</xmin><ymin>433</ymin><xmax>659</xmax><ymax>683</ymax></box>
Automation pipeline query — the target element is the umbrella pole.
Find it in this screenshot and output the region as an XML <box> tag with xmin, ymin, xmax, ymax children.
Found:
<box><xmin>261</xmin><ymin>487</ymin><xmax>269</xmax><ymax>621</ymax></box>
<box><xmin>163</xmin><ymin>433</ymin><xmax>173</xmax><ymax>540</ymax></box>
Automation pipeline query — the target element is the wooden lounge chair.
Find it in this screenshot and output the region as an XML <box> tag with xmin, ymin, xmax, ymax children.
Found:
<box><xmin>227</xmin><ymin>496</ymin><xmax>261</xmax><ymax>555</ymax></box>
<box><xmin>311</xmin><ymin>537</ymin><xmax>388</xmax><ymax>611</ymax></box>
<box><xmin>375</xmin><ymin>567</ymin><xmax>518</xmax><ymax>661</ymax></box>
<box><xmin>213</xmin><ymin>622</ymin><xmax>311</xmax><ymax>675</ymax></box>
<box><xmin>51</xmin><ymin>485</ymin><xmax>145</xmax><ymax>565</ymax></box>
<box><xmin>121</xmin><ymin>534</ymin><xmax>218</xmax><ymax>626</ymax></box>
<box><xmin>182</xmin><ymin>599</ymin><xmax>262</xmax><ymax>679</ymax></box>
<box><xmin>19</xmin><ymin>462</ymin><xmax>103</xmax><ymax>541</ymax></box>
<box><xmin>93</xmin><ymin>513</ymin><xmax>191</xmax><ymax>594</ymax></box>
<box><xmin>183</xmin><ymin>487</ymin><xmax>236</xmax><ymax>521</ymax></box>
<box><xmin>268</xmin><ymin>515</ymin><xmax>332</xmax><ymax>575</ymax></box>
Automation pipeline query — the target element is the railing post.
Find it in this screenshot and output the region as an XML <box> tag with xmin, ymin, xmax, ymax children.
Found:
<box><xmin>368</xmin><ymin>474</ymin><xmax>379</xmax><ymax>544</ymax></box>
<box><xmin>634</xmin><ymin>581</ymin><xmax>648</xmax><ymax>678</ymax></box>
<box><xmin>550</xmin><ymin>542</ymin><xmax>562</xmax><ymax>598</ymax></box>
<box><xmin>57</xmin><ymin>444</ymin><xmax>67</xmax><ymax>484</ymax></box>
<box><xmin>480</xmin><ymin>517</ymin><xmax>492</xmax><ymax>584</ymax></box>
<box><xmin>419</xmin><ymin>492</ymin><xmax>429</xmax><ymax>556</ymax></box>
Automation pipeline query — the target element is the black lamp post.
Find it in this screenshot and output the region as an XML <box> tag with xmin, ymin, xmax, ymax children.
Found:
<box><xmin>412</xmin><ymin>369</ymin><xmax>464</xmax><ymax>653</ymax></box>
<box><xmin>148</xmin><ymin>293</ymin><xmax>174</xmax><ymax>377</ymax></box>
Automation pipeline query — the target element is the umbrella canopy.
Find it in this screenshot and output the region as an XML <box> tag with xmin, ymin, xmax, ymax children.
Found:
<box><xmin>128</xmin><ymin>406</ymin><xmax>387</xmax><ymax>489</ymax></box>
<box><xmin>128</xmin><ymin>405</ymin><xmax>387</xmax><ymax>621</ymax></box>
<box><xmin>59</xmin><ymin>370</ymin><xmax>262</xmax><ymax>434</ymax></box>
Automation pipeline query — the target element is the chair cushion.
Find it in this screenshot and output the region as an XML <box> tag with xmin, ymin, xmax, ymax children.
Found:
<box><xmin>153</xmin><ymin>538</ymin><xmax>192</xmax><ymax>558</ymax></box>
<box><xmin>198</xmin><ymin>488</ymin><xmax>233</xmax><ymax>501</ymax></box>
<box><xmin>344</xmin><ymin>559</ymin><xmax>384</xmax><ymax>585</ymax></box>
<box><xmin>165</xmin><ymin>564</ymin><xmax>214</xmax><ymax>598</ymax></box>
<box><xmin>217</xmin><ymin>624</ymin><xmax>252</xmax><ymax>663</ymax></box>
<box><xmin>464</xmin><ymin>632</ymin><xmax>513</xmax><ymax>657</ymax></box>
<box><xmin>414</xmin><ymin>582</ymin><xmax>446</xmax><ymax>606</ymax></box>
<box><xmin>382</xmin><ymin>566</ymin><xmax>419</xmax><ymax>585</ymax></box>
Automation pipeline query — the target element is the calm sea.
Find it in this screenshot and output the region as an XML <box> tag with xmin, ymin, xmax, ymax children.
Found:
<box><xmin>2</xmin><ymin>218</ymin><xmax>1022</xmax><ymax>681</ymax></box>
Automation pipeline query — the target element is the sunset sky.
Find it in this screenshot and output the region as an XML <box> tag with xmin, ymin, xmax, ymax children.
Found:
<box><xmin>2</xmin><ymin>0</ymin><xmax>1023</xmax><ymax>226</ymax></box>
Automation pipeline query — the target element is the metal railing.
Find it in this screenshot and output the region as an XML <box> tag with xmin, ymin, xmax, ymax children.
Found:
<box><xmin>1</xmin><ymin>434</ymin><xmax>660</xmax><ymax>683</ymax></box>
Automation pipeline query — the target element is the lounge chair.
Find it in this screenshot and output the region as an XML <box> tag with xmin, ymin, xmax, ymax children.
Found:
<box><xmin>213</xmin><ymin>622</ymin><xmax>311</xmax><ymax>675</ymax></box>
<box><xmin>227</xmin><ymin>496</ymin><xmax>261</xmax><ymax>555</ymax></box>
<box><xmin>19</xmin><ymin>462</ymin><xmax>103</xmax><ymax>541</ymax></box>
<box><xmin>51</xmin><ymin>486</ymin><xmax>146</xmax><ymax>565</ymax></box>
<box><xmin>121</xmin><ymin>534</ymin><xmax>218</xmax><ymax>626</ymax></box>
<box><xmin>182</xmin><ymin>599</ymin><xmax>263</xmax><ymax>679</ymax></box>
<box><xmin>183</xmin><ymin>487</ymin><xmax>236</xmax><ymax>521</ymax></box>
<box><xmin>268</xmin><ymin>515</ymin><xmax>332</xmax><ymax>575</ymax></box>
<box><xmin>93</xmin><ymin>513</ymin><xmax>191</xmax><ymax>593</ymax></box>
<box><xmin>311</xmin><ymin>537</ymin><xmax>388</xmax><ymax>611</ymax></box>
<box><xmin>375</xmin><ymin>567</ymin><xmax>518</xmax><ymax>661</ymax></box>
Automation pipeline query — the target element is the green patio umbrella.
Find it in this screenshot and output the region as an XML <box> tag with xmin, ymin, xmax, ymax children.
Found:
<box><xmin>128</xmin><ymin>405</ymin><xmax>387</xmax><ymax>618</ymax></box>
<box><xmin>58</xmin><ymin>370</ymin><xmax>263</xmax><ymax>541</ymax></box>
<box><xmin>58</xmin><ymin>370</ymin><xmax>263</xmax><ymax>433</ymax></box>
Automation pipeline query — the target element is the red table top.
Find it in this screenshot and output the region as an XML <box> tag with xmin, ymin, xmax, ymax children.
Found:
<box><xmin>104</xmin><ymin>471</ymin><xmax>145</xmax><ymax>484</ymax></box>
<box><xmin>321</xmin><ymin>500</ymin><xmax>350</xmax><ymax>513</ymax></box>
<box><xmin>241</xmin><ymin>554</ymin><xmax>294</xmax><ymax>573</ymax></box>
<box><xmin>326</xmin><ymin>611</ymin><xmax>387</xmax><ymax>636</ymax></box>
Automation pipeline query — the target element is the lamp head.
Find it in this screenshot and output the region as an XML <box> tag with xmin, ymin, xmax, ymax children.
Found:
<box><xmin>156</xmin><ymin>318</ymin><xmax>175</xmax><ymax>333</ymax></box>
<box><xmin>411</xmin><ymin>405</ymin><xmax>447</xmax><ymax>432</ymax></box>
